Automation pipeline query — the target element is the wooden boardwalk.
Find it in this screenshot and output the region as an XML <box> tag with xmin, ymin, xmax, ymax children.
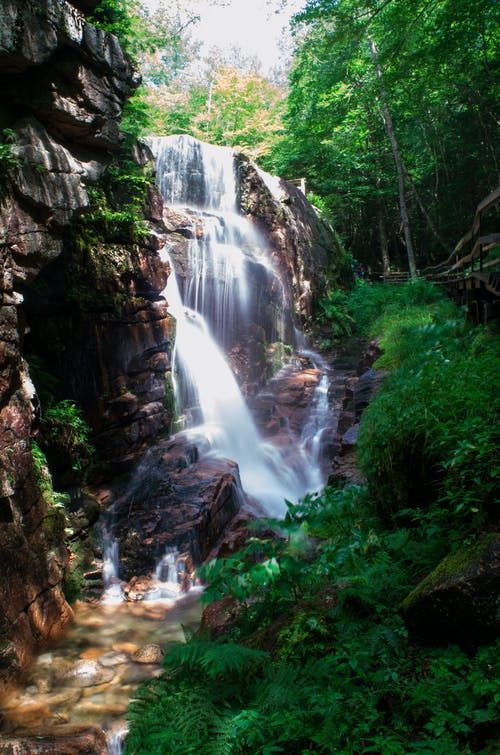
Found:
<box><xmin>379</xmin><ymin>187</ymin><xmax>500</xmax><ymax>323</ymax></box>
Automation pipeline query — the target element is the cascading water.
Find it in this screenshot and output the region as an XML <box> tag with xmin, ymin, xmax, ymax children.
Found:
<box><xmin>144</xmin><ymin>547</ymin><xmax>188</xmax><ymax>602</ymax></box>
<box><xmin>299</xmin><ymin>351</ymin><xmax>332</xmax><ymax>490</ymax></box>
<box><xmin>161</xmin><ymin>247</ymin><xmax>303</xmax><ymax>515</ymax></box>
<box><xmin>102</xmin><ymin>529</ymin><xmax>122</xmax><ymax>604</ymax></box>
<box><xmin>149</xmin><ymin>135</ymin><xmax>330</xmax><ymax>515</ymax></box>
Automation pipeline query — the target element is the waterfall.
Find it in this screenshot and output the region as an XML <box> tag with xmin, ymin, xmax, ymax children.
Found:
<box><xmin>106</xmin><ymin>724</ymin><xmax>128</xmax><ymax>755</ymax></box>
<box><xmin>149</xmin><ymin>135</ymin><xmax>329</xmax><ymax>516</ymax></box>
<box><xmin>299</xmin><ymin>351</ymin><xmax>332</xmax><ymax>490</ymax></box>
<box><xmin>144</xmin><ymin>547</ymin><xmax>185</xmax><ymax>602</ymax></box>
<box><xmin>102</xmin><ymin>530</ymin><xmax>122</xmax><ymax>604</ymax></box>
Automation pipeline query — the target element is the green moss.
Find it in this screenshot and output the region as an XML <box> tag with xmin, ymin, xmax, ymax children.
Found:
<box><xmin>63</xmin><ymin>544</ymin><xmax>86</xmax><ymax>604</ymax></box>
<box><xmin>401</xmin><ymin>533</ymin><xmax>499</xmax><ymax>612</ymax></box>
<box><xmin>164</xmin><ymin>371</ymin><xmax>177</xmax><ymax>429</ymax></box>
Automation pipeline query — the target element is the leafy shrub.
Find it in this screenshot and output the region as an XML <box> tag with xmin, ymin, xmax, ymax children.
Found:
<box><xmin>0</xmin><ymin>128</ymin><xmax>19</xmax><ymax>177</ymax></box>
<box><xmin>316</xmin><ymin>289</ymin><xmax>355</xmax><ymax>340</ymax></box>
<box><xmin>347</xmin><ymin>278</ymin><xmax>445</xmax><ymax>337</ymax></box>
<box><xmin>40</xmin><ymin>400</ymin><xmax>94</xmax><ymax>483</ymax></box>
<box><xmin>358</xmin><ymin>316</ymin><xmax>499</xmax><ymax>526</ymax></box>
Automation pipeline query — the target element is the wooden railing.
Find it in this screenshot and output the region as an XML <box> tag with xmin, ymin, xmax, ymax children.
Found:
<box><xmin>425</xmin><ymin>186</ymin><xmax>500</xmax><ymax>282</ymax></box>
<box><xmin>376</xmin><ymin>188</ymin><xmax>499</xmax><ymax>321</ymax></box>
<box><xmin>423</xmin><ymin>186</ymin><xmax>500</xmax><ymax>321</ymax></box>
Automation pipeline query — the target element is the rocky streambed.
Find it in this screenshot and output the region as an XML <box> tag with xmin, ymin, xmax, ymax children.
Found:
<box><xmin>0</xmin><ymin>593</ymin><xmax>202</xmax><ymax>753</ymax></box>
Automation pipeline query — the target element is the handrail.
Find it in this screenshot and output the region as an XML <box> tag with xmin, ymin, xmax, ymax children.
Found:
<box><xmin>424</xmin><ymin>186</ymin><xmax>500</xmax><ymax>278</ymax></box>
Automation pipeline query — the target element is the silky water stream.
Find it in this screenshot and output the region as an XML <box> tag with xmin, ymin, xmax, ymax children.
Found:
<box><xmin>0</xmin><ymin>136</ymin><xmax>333</xmax><ymax>752</ymax></box>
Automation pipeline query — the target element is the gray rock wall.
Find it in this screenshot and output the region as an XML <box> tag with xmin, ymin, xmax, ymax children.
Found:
<box><xmin>0</xmin><ymin>0</ymin><xmax>160</xmax><ymax>679</ymax></box>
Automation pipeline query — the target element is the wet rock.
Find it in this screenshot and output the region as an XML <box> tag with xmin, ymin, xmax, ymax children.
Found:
<box><xmin>131</xmin><ymin>643</ymin><xmax>164</xmax><ymax>664</ymax></box>
<box><xmin>76</xmin><ymin>700</ymin><xmax>128</xmax><ymax>718</ymax></box>
<box><xmin>1</xmin><ymin>700</ymin><xmax>51</xmax><ymax>729</ymax></box>
<box><xmin>114</xmin><ymin>436</ymin><xmax>243</xmax><ymax>579</ymax></box>
<box><xmin>236</xmin><ymin>156</ymin><xmax>342</xmax><ymax>326</ymax></box>
<box><xmin>36</xmin><ymin>688</ymin><xmax>82</xmax><ymax>710</ymax></box>
<box><xmin>340</xmin><ymin>424</ymin><xmax>359</xmax><ymax>454</ymax></box>
<box><xmin>123</xmin><ymin>574</ymin><xmax>155</xmax><ymax>601</ymax></box>
<box><xmin>55</xmin><ymin>659</ymin><xmax>115</xmax><ymax>688</ymax></box>
<box><xmin>0</xmin><ymin>725</ymin><xmax>107</xmax><ymax>754</ymax></box>
<box><xmin>97</xmin><ymin>651</ymin><xmax>129</xmax><ymax>668</ymax></box>
<box><xmin>0</xmin><ymin>0</ymin><xmax>137</xmax><ymax>680</ymax></box>
<box><xmin>119</xmin><ymin>664</ymin><xmax>157</xmax><ymax>685</ymax></box>
<box><xmin>111</xmin><ymin>642</ymin><xmax>139</xmax><ymax>656</ymax></box>
<box><xmin>401</xmin><ymin>533</ymin><xmax>500</xmax><ymax>645</ymax></box>
<box><xmin>353</xmin><ymin>368</ymin><xmax>388</xmax><ymax>418</ymax></box>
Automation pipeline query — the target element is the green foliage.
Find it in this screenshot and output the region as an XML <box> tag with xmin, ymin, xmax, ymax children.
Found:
<box><xmin>355</xmin><ymin>287</ymin><xmax>499</xmax><ymax>526</ymax></box>
<box><xmin>347</xmin><ymin>278</ymin><xmax>447</xmax><ymax>337</ymax></box>
<box><xmin>31</xmin><ymin>442</ymin><xmax>69</xmax><ymax>544</ymax></box>
<box><xmin>0</xmin><ymin>129</ymin><xmax>18</xmax><ymax>173</ymax></box>
<box><xmin>126</xmin><ymin>486</ymin><xmax>499</xmax><ymax>753</ymax></box>
<box><xmin>89</xmin><ymin>0</ymin><xmax>160</xmax><ymax>60</ymax></box>
<box><xmin>317</xmin><ymin>289</ymin><xmax>355</xmax><ymax>340</ymax></box>
<box><xmin>40</xmin><ymin>400</ymin><xmax>94</xmax><ymax>479</ymax></box>
<box><xmin>270</xmin><ymin>0</ymin><xmax>499</xmax><ymax>273</ymax></box>
<box><xmin>76</xmin><ymin>148</ymin><xmax>152</xmax><ymax>245</ymax></box>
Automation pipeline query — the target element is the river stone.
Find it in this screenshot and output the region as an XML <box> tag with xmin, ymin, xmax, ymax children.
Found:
<box><xmin>55</xmin><ymin>659</ymin><xmax>115</xmax><ymax>688</ymax></box>
<box><xmin>0</xmin><ymin>725</ymin><xmax>107</xmax><ymax>754</ymax></box>
<box><xmin>131</xmin><ymin>643</ymin><xmax>164</xmax><ymax>664</ymax></box>
<box><xmin>2</xmin><ymin>700</ymin><xmax>51</xmax><ymax>729</ymax></box>
<box><xmin>401</xmin><ymin>533</ymin><xmax>500</xmax><ymax>644</ymax></box>
<box><xmin>97</xmin><ymin>652</ymin><xmax>129</xmax><ymax>668</ymax></box>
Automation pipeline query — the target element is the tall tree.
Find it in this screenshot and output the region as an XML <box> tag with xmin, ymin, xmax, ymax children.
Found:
<box><xmin>271</xmin><ymin>0</ymin><xmax>499</xmax><ymax>272</ymax></box>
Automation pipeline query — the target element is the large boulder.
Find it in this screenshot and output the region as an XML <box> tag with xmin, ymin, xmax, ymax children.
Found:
<box><xmin>0</xmin><ymin>0</ymin><xmax>136</xmax><ymax>147</ymax></box>
<box><xmin>111</xmin><ymin>434</ymin><xmax>243</xmax><ymax>580</ymax></box>
<box><xmin>401</xmin><ymin>533</ymin><xmax>500</xmax><ymax>645</ymax></box>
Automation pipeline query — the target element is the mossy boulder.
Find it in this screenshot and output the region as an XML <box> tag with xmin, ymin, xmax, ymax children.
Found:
<box><xmin>401</xmin><ymin>533</ymin><xmax>500</xmax><ymax>645</ymax></box>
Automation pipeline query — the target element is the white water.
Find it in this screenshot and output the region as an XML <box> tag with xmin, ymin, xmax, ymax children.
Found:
<box><xmin>149</xmin><ymin>135</ymin><xmax>330</xmax><ymax>516</ymax></box>
<box><xmin>299</xmin><ymin>351</ymin><xmax>332</xmax><ymax>490</ymax></box>
<box><xmin>102</xmin><ymin>531</ymin><xmax>122</xmax><ymax>604</ymax></box>
<box><xmin>144</xmin><ymin>547</ymin><xmax>191</xmax><ymax>602</ymax></box>
<box><xmin>161</xmin><ymin>248</ymin><xmax>304</xmax><ymax>515</ymax></box>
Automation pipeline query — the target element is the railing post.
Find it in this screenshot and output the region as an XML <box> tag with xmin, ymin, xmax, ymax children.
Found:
<box><xmin>478</xmin><ymin>214</ymin><xmax>483</xmax><ymax>272</ymax></box>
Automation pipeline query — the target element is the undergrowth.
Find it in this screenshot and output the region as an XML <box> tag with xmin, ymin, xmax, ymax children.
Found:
<box><xmin>126</xmin><ymin>282</ymin><xmax>499</xmax><ymax>754</ymax></box>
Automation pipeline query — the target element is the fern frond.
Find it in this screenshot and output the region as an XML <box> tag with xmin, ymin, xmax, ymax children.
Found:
<box><xmin>164</xmin><ymin>639</ymin><xmax>269</xmax><ymax>679</ymax></box>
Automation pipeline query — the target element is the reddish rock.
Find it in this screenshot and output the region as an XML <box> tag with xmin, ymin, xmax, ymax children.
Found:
<box><xmin>0</xmin><ymin>725</ymin><xmax>108</xmax><ymax>754</ymax></box>
<box><xmin>236</xmin><ymin>156</ymin><xmax>343</xmax><ymax>326</ymax></box>
<box><xmin>107</xmin><ymin>435</ymin><xmax>243</xmax><ymax>580</ymax></box>
<box><xmin>0</xmin><ymin>0</ymin><xmax>141</xmax><ymax>683</ymax></box>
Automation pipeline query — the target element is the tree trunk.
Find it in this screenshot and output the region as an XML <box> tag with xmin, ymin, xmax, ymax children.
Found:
<box><xmin>368</xmin><ymin>34</ymin><xmax>417</xmax><ymax>278</ymax></box>
<box><xmin>375</xmin><ymin>174</ymin><xmax>391</xmax><ymax>273</ymax></box>
<box><xmin>378</xmin><ymin>206</ymin><xmax>391</xmax><ymax>274</ymax></box>
<box><xmin>403</xmin><ymin>165</ymin><xmax>448</xmax><ymax>252</ymax></box>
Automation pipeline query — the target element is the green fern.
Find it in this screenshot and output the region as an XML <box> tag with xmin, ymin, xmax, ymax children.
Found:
<box><xmin>164</xmin><ymin>639</ymin><xmax>268</xmax><ymax>679</ymax></box>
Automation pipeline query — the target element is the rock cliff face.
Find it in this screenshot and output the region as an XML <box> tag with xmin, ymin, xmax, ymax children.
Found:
<box><xmin>0</xmin><ymin>0</ymin><xmax>166</xmax><ymax>678</ymax></box>
<box><xmin>236</xmin><ymin>157</ymin><xmax>333</xmax><ymax>324</ymax></box>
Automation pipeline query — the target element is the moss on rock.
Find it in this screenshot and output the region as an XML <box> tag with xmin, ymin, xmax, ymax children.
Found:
<box><xmin>401</xmin><ymin>532</ymin><xmax>500</xmax><ymax>645</ymax></box>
